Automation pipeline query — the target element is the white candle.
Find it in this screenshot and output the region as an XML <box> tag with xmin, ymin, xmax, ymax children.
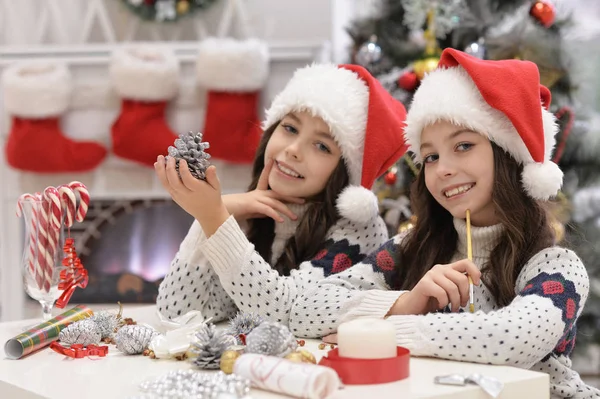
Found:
<box><xmin>337</xmin><ymin>318</ymin><xmax>397</xmax><ymax>359</ymax></box>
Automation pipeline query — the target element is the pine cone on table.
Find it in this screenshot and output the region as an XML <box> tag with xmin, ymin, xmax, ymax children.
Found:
<box><xmin>189</xmin><ymin>323</ymin><xmax>236</xmax><ymax>370</ymax></box>
<box><xmin>245</xmin><ymin>321</ymin><xmax>298</xmax><ymax>358</ymax></box>
<box><xmin>58</xmin><ymin>319</ymin><xmax>101</xmax><ymax>346</ymax></box>
<box><xmin>167</xmin><ymin>131</ymin><xmax>211</xmax><ymax>180</ymax></box>
<box><xmin>114</xmin><ymin>325</ymin><xmax>159</xmax><ymax>355</ymax></box>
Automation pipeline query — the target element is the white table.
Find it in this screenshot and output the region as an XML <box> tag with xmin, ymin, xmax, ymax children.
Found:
<box><xmin>0</xmin><ymin>305</ymin><xmax>549</xmax><ymax>399</ymax></box>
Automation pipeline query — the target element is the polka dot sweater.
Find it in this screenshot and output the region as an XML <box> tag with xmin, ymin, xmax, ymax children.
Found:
<box><xmin>156</xmin><ymin>203</ymin><xmax>388</xmax><ymax>326</ymax></box>
<box><xmin>290</xmin><ymin>219</ymin><xmax>599</xmax><ymax>399</ymax></box>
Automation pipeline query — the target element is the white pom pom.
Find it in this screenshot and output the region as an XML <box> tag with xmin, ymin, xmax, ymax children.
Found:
<box><xmin>336</xmin><ymin>186</ymin><xmax>379</xmax><ymax>224</ymax></box>
<box><xmin>521</xmin><ymin>161</ymin><xmax>564</xmax><ymax>200</ymax></box>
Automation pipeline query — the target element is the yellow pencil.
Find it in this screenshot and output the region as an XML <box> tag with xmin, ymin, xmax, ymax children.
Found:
<box><xmin>466</xmin><ymin>209</ymin><xmax>475</xmax><ymax>313</ymax></box>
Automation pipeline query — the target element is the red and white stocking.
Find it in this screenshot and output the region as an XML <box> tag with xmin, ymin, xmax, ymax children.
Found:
<box><xmin>196</xmin><ymin>38</ymin><xmax>269</xmax><ymax>164</ymax></box>
<box><xmin>110</xmin><ymin>47</ymin><xmax>180</xmax><ymax>167</ymax></box>
<box><xmin>3</xmin><ymin>62</ymin><xmax>107</xmax><ymax>172</ymax></box>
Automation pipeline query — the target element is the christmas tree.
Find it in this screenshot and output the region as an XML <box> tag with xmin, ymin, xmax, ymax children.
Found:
<box><xmin>348</xmin><ymin>0</ymin><xmax>600</xmax><ymax>349</ymax></box>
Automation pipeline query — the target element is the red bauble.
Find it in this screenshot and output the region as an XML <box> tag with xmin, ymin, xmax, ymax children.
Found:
<box><xmin>530</xmin><ymin>0</ymin><xmax>556</xmax><ymax>28</ymax></box>
<box><xmin>384</xmin><ymin>171</ymin><xmax>397</xmax><ymax>185</ymax></box>
<box><xmin>398</xmin><ymin>71</ymin><xmax>418</xmax><ymax>92</ymax></box>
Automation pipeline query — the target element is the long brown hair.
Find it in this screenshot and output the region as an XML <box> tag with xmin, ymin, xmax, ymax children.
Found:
<box><xmin>393</xmin><ymin>143</ymin><xmax>555</xmax><ymax>306</ymax></box>
<box><xmin>245</xmin><ymin>122</ymin><xmax>350</xmax><ymax>276</ymax></box>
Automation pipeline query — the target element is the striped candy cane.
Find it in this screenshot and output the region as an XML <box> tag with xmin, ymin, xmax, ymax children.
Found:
<box><xmin>57</xmin><ymin>185</ymin><xmax>77</xmax><ymax>229</ymax></box>
<box><xmin>68</xmin><ymin>181</ymin><xmax>90</xmax><ymax>222</ymax></box>
<box><xmin>16</xmin><ymin>193</ymin><xmax>44</xmax><ymax>290</ymax></box>
<box><xmin>42</xmin><ymin>187</ymin><xmax>62</xmax><ymax>292</ymax></box>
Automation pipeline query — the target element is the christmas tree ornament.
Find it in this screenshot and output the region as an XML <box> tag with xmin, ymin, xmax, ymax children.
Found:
<box><xmin>284</xmin><ymin>351</ymin><xmax>304</xmax><ymax>363</ymax></box>
<box><xmin>530</xmin><ymin>0</ymin><xmax>556</xmax><ymax>28</ymax></box>
<box><xmin>245</xmin><ymin>321</ymin><xmax>298</xmax><ymax>358</ymax></box>
<box><xmin>399</xmin><ymin>215</ymin><xmax>418</xmax><ymax>234</ymax></box>
<box><xmin>220</xmin><ymin>349</ymin><xmax>243</xmax><ymax>374</ymax></box>
<box><xmin>189</xmin><ymin>323</ymin><xmax>237</xmax><ymax>370</ymax></box>
<box><xmin>413</xmin><ymin>56</ymin><xmax>440</xmax><ymax>80</ymax></box>
<box><xmin>114</xmin><ymin>325</ymin><xmax>159</xmax><ymax>355</ymax></box>
<box><xmin>166</xmin><ymin>131</ymin><xmax>211</xmax><ymax>180</ymax></box>
<box><xmin>58</xmin><ymin>319</ymin><xmax>102</xmax><ymax>346</ymax></box>
<box><xmin>137</xmin><ymin>370</ymin><xmax>251</xmax><ymax>399</ymax></box>
<box><xmin>355</xmin><ymin>35</ymin><xmax>382</xmax><ymax>68</ymax></box>
<box><xmin>401</xmin><ymin>0</ymin><xmax>470</xmax><ymax>39</ymax></box>
<box><xmin>227</xmin><ymin>311</ymin><xmax>264</xmax><ymax>344</ymax></box>
<box><xmin>464</xmin><ymin>38</ymin><xmax>487</xmax><ymax>60</ymax></box>
<box><xmin>384</xmin><ymin>170</ymin><xmax>398</xmax><ymax>186</ymax></box>
<box><xmin>176</xmin><ymin>0</ymin><xmax>189</xmax><ymax>14</ymax></box>
<box><xmin>397</xmin><ymin>71</ymin><xmax>419</xmax><ymax>92</ymax></box>
<box><xmin>284</xmin><ymin>349</ymin><xmax>317</xmax><ymax>364</ymax></box>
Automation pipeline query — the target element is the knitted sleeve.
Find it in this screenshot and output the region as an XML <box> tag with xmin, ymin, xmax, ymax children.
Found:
<box><xmin>156</xmin><ymin>220</ymin><xmax>237</xmax><ymax>321</ymax></box>
<box><xmin>382</xmin><ymin>247</ymin><xmax>589</xmax><ymax>369</ymax></box>
<box><xmin>289</xmin><ymin>234</ymin><xmax>407</xmax><ymax>338</ymax></box>
<box><xmin>200</xmin><ymin>214</ymin><xmax>389</xmax><ymax>326</ymax></box>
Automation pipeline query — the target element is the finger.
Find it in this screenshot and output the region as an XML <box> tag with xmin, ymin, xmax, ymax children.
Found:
<box><xmin>322</xmin><ymin>334</ymin><xmax>338</xmax><ymax>344</ymax></box>
<box><xmin>261</xmin><ymin>197</ymin><xmax>298</xmax><ymax>220</ymax></box>
<box><xmin>450</xmin><ymin>259</ymin><xmax>481</xmax><ymax>285</ymax></box>
<box><xmin>165</xmin><ymin>157</ymin><xmax>191</xmax><ymax>193</ymax></box>
<box><xmin>431</xmin><ymin>274</ymin><xmax>460</xmax><ymax>312</ymax></box>
<box><xmin>205</xmin><ymin>165</ymin><xmax>221</xmax><ymax>191</ymax></box>
<box><xmin>427</xmin><ymin>283</ymin><xmax>450</xmax><ymax>310</ymax></box>
<box><xmin>179</xmin><ymin>160</ymin><xmax>201</xmax><ymax>191</ymax></box>
<box><xmin>154</xmin><ymin>156</ymin><xmax>171</xmax><ymax>191</ymax></box>
<box><xmin>254</xmin><ymin>203</ymin><xmax>284</xmax><ymax>223</ymax></box>
<box><xmin>443</xmin><ymin>269</ymin><xmax>470</xmax><ymax>308</ymax></box>
<box><xmin>257</xmin><ymin>158</ymin><xmax>274</xmax><ymax>191</ymax></box>
<box><xmin>266</xmin><ymin>191</ymin><xmax>306</xmax><ymax>204</ymax></box>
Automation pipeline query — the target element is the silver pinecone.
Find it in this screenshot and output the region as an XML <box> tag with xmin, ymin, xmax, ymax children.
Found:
<box><xmin>89</xmin><ymin>311</ymin><xmax>120</xmax><ymax>339</ymax></box>
<box><xmin>227</xmin><ymin>311</ymin><xmax>264</xmax><ymax>343</ymax></box>
<box><xmin>189</xmin><ymin>323</ymin><xmax>236</xmax><ymax>370</ymax></box>
<box><xmin>114</xmin><ymin>325</ymin><xmax>159</xmax><ymax>355</ymax></box>
<box><xmin>245</xmin><ymin>321</ymin><xmax>298</xmax><ymax>357</ymax></box>
<box><xmin>58</xmin><ymin>319</ymin><xmax>101</xmax><ymax>346</ymax></box>
<box><xmin>167</xmin><ymin>131</ymin><xmax>211</xmax><ymax>180</ymax></box>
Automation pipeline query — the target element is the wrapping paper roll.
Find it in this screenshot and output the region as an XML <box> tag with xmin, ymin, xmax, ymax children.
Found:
<box><xmin>4</xmin><ymin>304</ymin><xmax>93</xmax><ymax>359</ymax></box>
<box><xmin>234</xmin><ymin>353</ymin><xmax>340</xmax><ymax>399</ymax></box>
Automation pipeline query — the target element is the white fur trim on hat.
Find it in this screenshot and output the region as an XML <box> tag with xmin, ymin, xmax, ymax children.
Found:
<box><xmin>2</xmin><ymin>61</ymin><xmax>72</xmax><ymax>118</ymax></box>
<box><xmin>336</xmin><ymin>185</ymin><xmax>379</xmax><ymax>224</ymax></box>
<box><xmin>263</xmin><ymin>64</ymin><xmax>369</xmax><ymax>186</ymax></box>
<box><xmin>110</xmin><ymin>47</ymin><xmax>180</xmax><ymax>101</ymax></box>
<box><xmin>404</xmin><ymin>66</ymin><xmax>562</xmax><ymax>200</ymax></box>
<box><xmin>522</xmin><ymin>161</ymin><xmax>563</xmax><ymax>200</ymax></box>
<box><xmin>196</xmin><ymin>38</ymin><xmax>269</xmax><ymax>92</ymax></box>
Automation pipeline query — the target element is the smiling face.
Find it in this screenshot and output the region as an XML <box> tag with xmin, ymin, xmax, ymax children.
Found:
<box><xmin>420</xmin><ymin>120</ymin><xmax>498</xmax><ymax>226</ymax></box>
<box><xmin>264</xmin><ymin>111</ymin><xmax>343</xmax><ymax>199</ymax></box>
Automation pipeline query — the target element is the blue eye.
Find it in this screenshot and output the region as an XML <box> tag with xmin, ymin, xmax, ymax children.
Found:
<box><xmin>316</xmin><ymin>142</ymin><xmax>331</xmax><ymax>153</ymax></box>
<box><xmin>456</xmin><ymin>142</ymin><xmax>473</xmax><ymax>151</ymax></box>
<box><xmin>423</xmin><ymin>154</ymin><xmax>438</xmax><ymax>163</ymax></box>
<box><xmin>283</xmin><ymin>124</ymin><xmax>298</xmax><ymax>134</ymax></box>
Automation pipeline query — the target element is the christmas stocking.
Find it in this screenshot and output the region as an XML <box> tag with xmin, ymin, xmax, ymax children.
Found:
<box><xmin>196</xmin><ymin>38</ymin><xmax>269</xmax><ymax>164</ymax></box>
<box><xmin>3</xmin><ymin>62</ymin><xmax>107</xmax><ymax>172</ymax></box>
<box><xmin>110</xmin><ymin>47</ymin><xmax>180</xmax><ymax>167</ymax></box>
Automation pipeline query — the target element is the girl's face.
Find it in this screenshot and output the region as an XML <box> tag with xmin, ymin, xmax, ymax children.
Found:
<box><xmin>420</xmin><ymin>120</ymin><xmax>498</xmax><ymax>227</ymax></box>
<box><xmin>265</xmin><ymin>111</ymin><xmax>342</xmax><ymax>199</ymax></box>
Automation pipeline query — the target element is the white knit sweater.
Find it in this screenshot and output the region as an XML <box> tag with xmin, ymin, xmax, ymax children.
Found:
<box><xmin>290</xmin><ymin>219</ymin><xmax>599</xmax><ymax>399</ymax></box>
<box><xmin>156</xmin><ymin>202</ymin><xmax>389</xmax><ymax>325</ymax></box>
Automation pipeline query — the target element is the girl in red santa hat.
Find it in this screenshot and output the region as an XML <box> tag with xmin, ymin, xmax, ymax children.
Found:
<box><xmin>153</xmin><ymin>63</ymin><xmax>408</xmax><ymax>329</ymax></box>
<box><xmin>290</xmin><ymin>48</ymin><xmax>599</xmax><ymax>398</ymax></box>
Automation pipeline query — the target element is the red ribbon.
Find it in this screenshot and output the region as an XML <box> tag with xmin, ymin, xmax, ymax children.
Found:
<box><xmin>55</xmin><ymin>238</ymin><xmax>89</xmax><ymax>309</ymax></box>
<box><xmin>50</xmin><ymin>342</ymin><xmax>108</xmax><ymax>358</ymax></box>
<box><xmin>318</xmin><ymin>347</ymin><xmax>410</xmax><ymax>385</ymax></box>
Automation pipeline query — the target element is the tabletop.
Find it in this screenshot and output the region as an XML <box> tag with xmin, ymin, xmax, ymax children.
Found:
<box><xmin>0</xmin><ymin>305</ymin><xmax>549</xmax><ymax>399</ymax></box>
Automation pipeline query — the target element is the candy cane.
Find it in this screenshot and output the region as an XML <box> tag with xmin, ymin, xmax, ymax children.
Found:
<box><xmin>68</xmin><ymin>181</ymin><xmax>89</xmax><ymax>222</ymax></box>
<box><xmin>57</xmin><ymin>185</ymin><xmax>77</xmax><ymax>229</ymax></box>
<box><xmin>42</xmin><ymin>187</ymin><xmax>62</xmax><ymax>292</ymax></box>
<box><xmin>16</xmin><ymin>193</ymin><xmax>44</xmax><ymax>290</ymax></box>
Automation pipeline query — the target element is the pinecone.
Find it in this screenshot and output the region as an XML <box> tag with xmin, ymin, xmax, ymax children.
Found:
<box><xmin>167</xmin><ymin>131</ymin><xmax>211</xmax><ymax>180</ymax></box>
<box><xmin>189</xmin><ymin>323</ymin><xmax>236</xmax><ymax>370</ymax></box>
<box><xmin>114</xmin><ymin>325</ymin><xmax>159</xmax><ymax>355</ymax></box>
<box><xmin>227</xmin><ymin>311</ymin><xmax>264</xmax><ymax>344</ymax></box>
<box><xmin>89</xmin><ymin>311</ymin><xmax>120</xmax><ymax>339</ymax></box>
<box><xmin>245</xmin><ymin>321</ymin><xmax>298</xmax><ymax>357</ymax></box>
<box><xmin>58</xmin><ymin>319</ymin><xmax>101</xmax><ymax>346</ymax></box>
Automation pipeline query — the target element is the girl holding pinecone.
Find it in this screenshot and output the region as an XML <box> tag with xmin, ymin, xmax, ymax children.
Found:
<box><xmin>154</xmin><ymin>63</ymin><xmax>408</xmax><ymax>331</ymax></box>
<box><xmin>289</xmin><ymin>49</ymin><xmax>599</xmax><ymax>399</ymax></box>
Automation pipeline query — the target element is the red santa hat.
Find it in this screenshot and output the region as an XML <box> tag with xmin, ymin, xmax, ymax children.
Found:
<box><xmin>404</xmin><ymin>48</ymin><xmax>563</xmax><ymax>201</ymax></box>
<box><xmin>263</xmin><ymin>63</ymin><xmax>408</xmax><ymax>223</ymax></box>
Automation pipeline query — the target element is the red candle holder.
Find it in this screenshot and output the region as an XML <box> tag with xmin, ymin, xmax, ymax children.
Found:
<box><xmin>318</xmin><ymin>347</ymin><xmax>410</xmax><ymax>385</ymax></box>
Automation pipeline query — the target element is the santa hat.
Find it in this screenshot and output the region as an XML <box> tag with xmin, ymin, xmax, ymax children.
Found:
<box><xmin>404</xmin><ymin>48</ymin><xmax>563</xmax><ymax>201</ymax></box>
<box><xmin>263</xmin><ymin>63</ymin><xmax>408</xmax><ymax>223</ymax></box>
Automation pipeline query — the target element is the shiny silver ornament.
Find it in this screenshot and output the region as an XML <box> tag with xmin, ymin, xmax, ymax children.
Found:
<box><xmin>114</xmin><ymin>325</ymin><xmax>159</xmax><ymax>355</ymax></box>
<box><xmin>245</xmin><ymin>321</ymin><xmax>297</xmax><ymax>357</ymax></box>
<box><xmin>58</xmin><ymin>319</ymin><xmax>101</xmax><ymax>346</ymax></box>
<box><xmin>355</xmin><ymin>35</ymin><xmax>382</xmax><ymax>67</ymax></box>
<box><xmin>464</xmin><ymin>38</ymin><xmax>486</xmax><ymax>59</ymax></box>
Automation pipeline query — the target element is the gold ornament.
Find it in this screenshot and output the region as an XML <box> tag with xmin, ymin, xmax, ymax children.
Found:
<box><xmin>220</xmin><ymin>350</ymin><xmax>242</xmax><ymax>374</ymax></box>
<box><xmin>551</xmin><ymin>221</ymin><xmax>565</xmax><ymax>244</ymax></box>
<box><xmin>177</xmin><ymin>0</ymin><xmax>190</xmax><ymax>15</ymax></box>
<box><xmin>398</xmin><ymin>215</ymin><xmax>417</xmax><ymax>234</ymax></box>
<box><xmin>413</xmin><ymin>57</ymin><xmax>440</xmax><ymax>80</ymax></box>
<box><xmin>284</xmin><ymin>352</ymin><xmax>304</xmax><ymax>363</ymax></box>
<box><xmin>297</xmin><ymin>349</ymin><xmax>317</xmax><ymax>364</ymax></box>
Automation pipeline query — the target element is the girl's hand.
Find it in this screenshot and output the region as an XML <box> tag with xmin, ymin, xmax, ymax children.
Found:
<box><xmin>154</xmin><ymin>155</ymin><xmax>229</xmax><ymax>236</ymax></box>
<box><xmin>224</xmin><ymin>158</ymin><xmax>305</xmax><ymax>223</ymax></box>
<box><xmin>388</xmin><ymin>259</ymin><xmax>481</xmax><ymax>316</ymax></box>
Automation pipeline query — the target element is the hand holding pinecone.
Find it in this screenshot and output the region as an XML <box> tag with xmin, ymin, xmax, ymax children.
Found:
<box><xmin>167</xmin><ymin>131</ymin><xmax>211</xmax><ymax>180</ymax></box>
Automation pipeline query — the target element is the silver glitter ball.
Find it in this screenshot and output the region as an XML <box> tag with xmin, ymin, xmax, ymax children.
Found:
<box><xmin>355</xmin><ymin>35</ymin><xmax>382</xmax><ymax>67</ymax></box>
<box><xmin>464</xmin><ymin>38</ymin><xmax>486</xmax><ymax>59</ymax></box>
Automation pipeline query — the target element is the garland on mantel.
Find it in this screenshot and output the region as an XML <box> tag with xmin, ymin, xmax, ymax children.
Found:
<box><xmin>121</xmin><ymin>0</ymin><xmax>219</xmax><ymax>22</ymax></box>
